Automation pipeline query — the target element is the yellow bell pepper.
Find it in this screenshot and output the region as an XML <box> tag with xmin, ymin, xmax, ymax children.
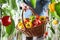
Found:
<box><xmin>26</xmin><ymin>22</ymin><xmax>32</xmax><ymax>28</ymax></box>
<box><xmin>18</xmin><ymin>22</ymin><xmax>24</xmax><ymax>29</ymax></box>
<box><xmin>48</xmin><ymin>2</ymin><xmax>56</xmax><ymax>12</ymax></box>
<box><xmin>40</xmin><ymin>16</ymin><xmax>46</xmax><ymax>21</ymax></box>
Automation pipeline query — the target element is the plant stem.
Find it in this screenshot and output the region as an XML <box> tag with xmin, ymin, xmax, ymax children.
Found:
<box><xmin>0</xmin><ymin>4</ymin><xmax>2</xmax><ymax>40</ymax></box>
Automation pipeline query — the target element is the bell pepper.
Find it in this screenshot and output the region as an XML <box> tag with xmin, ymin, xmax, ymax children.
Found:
<box><xmin>48</xmin><ymin>2</ymin><xmax>56</xmax><ymax>12</ymax></box>
<box><xmin>33</xmin><ymin>19</ymin><xmax>42</xmax><ymax>27</ymax></box>
<box><xmin>2</xmin><ymin>16</ymin><xmax>12</xmax><ymax>26</ymax></box>
<box><xmin>18</xmin><ymin>22</ymin><xmax>24</xmax><ymax>29</ymax></box>
<box><xmin>24</xmin><ymin>18</ymin><xmax>29</xmax><ymax>23</ymax></box>
<box><xmin>40</xmin><ymin>16</ymin><xmax>46</xmax><ymax>21</ymax></box>
<box><xmin>26</xmin><ymin>22</ymin><xmax>32</xmax><ymax>28</ymax></box>
<box><xmin>30</xmin><ymin>16</ymin><xmax>35</xmax><ymax>22</ymax></box>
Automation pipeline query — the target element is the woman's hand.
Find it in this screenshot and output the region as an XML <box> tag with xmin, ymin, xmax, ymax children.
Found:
<box><xmin>20</xmin><ymin>3</ymin><xmax>29</xmax><ymax>11</ymax></box>
<box><xmin>20</xmin><ymin>2</ymin><xmax>38</xmax><ymax>15</ymax></box>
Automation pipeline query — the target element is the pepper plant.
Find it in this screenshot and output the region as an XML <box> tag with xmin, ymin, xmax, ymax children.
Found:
<box><xmin>0</xmin><ymin>0</ymin><xmax>18</xmax><ymax>36</ymax></box>
<box><xmin>47</xmin><ymin>0</ymin><xmax>60</xmax><ymax>40</ymax></box>
<box><xmin>0</xmin><ymin>0</ymin><xmax>36</xmax><ymax>38</ymax></box>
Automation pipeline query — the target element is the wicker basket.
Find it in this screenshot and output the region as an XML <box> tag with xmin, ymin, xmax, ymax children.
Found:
<box><xmin>16</xmin><ymin>7</ymin><xmax>47</xmax><ymax>37</ymax></box>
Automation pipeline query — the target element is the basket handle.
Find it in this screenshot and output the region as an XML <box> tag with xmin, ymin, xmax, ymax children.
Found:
<box><xmin>22</xmin><ymin>7</ymin><xmax>38</xmax><ymax>30</ymax></box>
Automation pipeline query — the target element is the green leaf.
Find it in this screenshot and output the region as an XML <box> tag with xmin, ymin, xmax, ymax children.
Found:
<box><xmin>1</xmin><ymin>8</ymin><xmax>7</xmax><ymax>16</ymax></box>
<box><xmin>30</xmin><ymin>16</ymin><xmax>35</xmax><ymax>21</ymax></box>
<box><xmin>50</xmin><ymin>11</ymin><xmax>55</xmax><ymax>16</ymax></box>
<box><xmin>0</xmin><ymin>0</ymin><xmax>6</xmax><ymax>4</ymax></box>
<box><xmin>48</xmin><ymin>37</ymin><xmax>51</xmax><ymax>40</ymax></box>
<box><xmin>0</xmin><ymin>0</ymin><xmax>17</xmax><ymax>9</ymax></box>
<box><xmin>2</xmin><ymin>32</ymin><xmax>6</xmax><ymax>37</ymax></box>
<box><xmin>54</xmin><ymin>12</ymin><xmax>60</xmax><ymax>20</ymax></box>
<box><xmin>50</xmin><ymin>0</ymin><xmax>55</xmax><ymax>3</ymax></box>
<box><xmin>58</xmin><ymin>24</ymin><xmax>60</xmax><ymax>31</ymax></box>
<box><xmin>6</xmin><ymin>19</ymin><xmax>15</xmax><ymax>36</ymax></box>
<box><xmin>49</xmin><ymin>10</ymin><xmax>60</xmax><ymax>20</ymax></box>
<box><xmin>10</xmin><ymin>0</ymin><xmax>17</xmax><ymax>10</ymax></box>
<box><xmin>2</xmin><ymin>7</ymin><xmax>13</xmax><ymax>17</ymax></box>
<box><xmin>6</xmin><ymin>0</ymin><xmax>9</xmax><ymax>4</ymax></box>
<box><xmin>50</xmin><ymin>26</ymin><xmax>55</xmax><ymax>34</ymax></box>
<box><xmin>55</xmin><ymin>2</ymin><xmax>60</xmax><ymax>17</ymax></box>
<box><xmin>30</xmin><ymin>0</ymin><xmax>36</xmax><ymax>8</ymax></box>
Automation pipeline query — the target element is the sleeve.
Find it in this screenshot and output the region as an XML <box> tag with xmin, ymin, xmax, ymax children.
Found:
<box><xmin>24</xmin><ymin>9</ymin><xmax>32</xmax><ymax>18</ymax></box>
